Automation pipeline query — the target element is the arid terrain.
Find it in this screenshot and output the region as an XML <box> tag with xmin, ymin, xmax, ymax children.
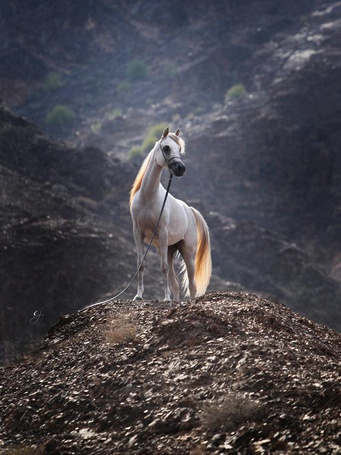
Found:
<box><xmin>0</xmin><ymin>1</ymin><xmax>341</xmax><ymax>452</ymax></box>
<box><xmin>1</xmin><ymin>291</ymin><xmax>340</xmax><ymax>454</ymax></box>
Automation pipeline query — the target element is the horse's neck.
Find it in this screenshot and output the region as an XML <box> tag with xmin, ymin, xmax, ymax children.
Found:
<box><xmin>141</xmin><ymin>150</ymin><xmax>163</xmax><ymax>198</ymax></box>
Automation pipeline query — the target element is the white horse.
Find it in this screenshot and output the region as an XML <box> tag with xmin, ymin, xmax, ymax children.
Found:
<box><xmin>129</xmin><ymin>126</ymin><xmax>212</xmax><ymax>301</ymax></box>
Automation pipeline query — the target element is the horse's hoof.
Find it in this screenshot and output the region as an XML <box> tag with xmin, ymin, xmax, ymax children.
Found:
<box><xmin>133</xmin><ymin>296</ymin><xmax>143</xmax><ymax>301</ymax></box>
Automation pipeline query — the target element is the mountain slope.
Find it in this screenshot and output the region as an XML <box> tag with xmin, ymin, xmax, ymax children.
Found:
<box><xmin>0</xmin><ymin>103</ymin><xmax>161</xmax><ymax>362</ymax></box>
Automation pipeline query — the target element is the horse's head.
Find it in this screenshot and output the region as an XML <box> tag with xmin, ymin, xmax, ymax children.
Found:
<box><xmin>157</xmin><ymin>126</ymin><xmax>186</xmax><ymax>177</ymax></box>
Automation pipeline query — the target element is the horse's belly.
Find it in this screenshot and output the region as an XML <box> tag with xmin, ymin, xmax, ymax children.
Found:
<box><xmin>143</xmin><ymin>229</ymin><xmax>184</xmax><ymax>248</ymax></box>
<box><xmin>167</xmin><ymin>224</ymin><xmax>187</xmax><ymax>245</ymax></box>
<box><xmin>140</xmin><ymin>219</ymin><xmax>187</xmax><ymax>248</ymax></box>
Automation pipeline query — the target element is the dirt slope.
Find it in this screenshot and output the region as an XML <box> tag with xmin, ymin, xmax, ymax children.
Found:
<box><xmin>0</xmin><ymin>291</ymin><xmax>340</xmax><ymax>454</ymax></box>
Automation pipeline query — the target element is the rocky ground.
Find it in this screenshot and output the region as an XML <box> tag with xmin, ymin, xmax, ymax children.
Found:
<box><xmin>0</xmin><ymin>291</ymin><xmax>340</xmax><ymax>454</ymax></box>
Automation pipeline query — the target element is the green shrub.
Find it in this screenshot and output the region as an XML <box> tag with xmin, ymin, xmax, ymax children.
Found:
<box><xmin>224</xmin><ymin>83</ymin><xmax>246</xmax><ymax>103</ymax></box>
<box><xmin>141</xmin><ymin>135</ymin><xmax>157</xmax><ymax>154</ymax></box>
<box><xmin>44</xmin><ymin>71</ymin><xmax>64</xmax><ymax>91</ymax></box>
<box><xmin>147</xmin><ymin>123</ymin><xmax>169</xmax><ymax>139</ymax></box>
<box><xmin>126</xmin><ymin>59</ymin><xmax>149</xmax><ymax>82</ymax></box>
<box><xmin>128</xmin><ymin>146</ymin><xmax>144</xmax><ymax>161</ymax></box>
<box><xmin>118</xmin><ymin>80</ymin><xmax>131</xmax><ymax>93</ymax></box>
<box><xmin>106</xmin><ymin>108</ymin><xmax>122</xmax><ymax>120</ymax></box>
<box><xmin>45</xmin><ymin>105</ymin><xmax>76</xmax><ymax>132</ymax></box>
<box><xmin>141</xmin><ymin>122</ymin><xmax>168</xmax><ymax>152</ymax></box>
<box><xmin>164</xmin><ymin>62</ymin><xmax>177</xmax><ymax>78</ymax></box>
<box><xmin>128</xmin><ymin>123</ymin><xmax>168</xmax><ymax>161</ymax></box>
<box><xmin>91</xmin><ymin>122</ymin><xmax>101</xmax><ymax>134</ymax></box>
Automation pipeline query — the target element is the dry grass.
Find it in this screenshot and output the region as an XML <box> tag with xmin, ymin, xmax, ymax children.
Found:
<box><xmin>104</xmin><ymin>316</ymin><xmax>138</xmax><ymax>345</ymax></box>
<box><xmin>201</xmin><ymin>393</ymin><xmax>263</xmax><ymax>432</ymax></box>
<box><xmin>190</xmin><ymin>443</ymin><xmax>207</xmax><ymax>455</ymax></box>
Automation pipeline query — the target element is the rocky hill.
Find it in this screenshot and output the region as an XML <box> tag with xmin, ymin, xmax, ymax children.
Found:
<box><xmin>0</xmin><ymin>291</ymin><xmax>340</xmax><ymax>454</ymax></box>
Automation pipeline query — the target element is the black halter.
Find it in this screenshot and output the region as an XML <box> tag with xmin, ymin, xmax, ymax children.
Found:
<box><xmin>159</xmin><ymin>141</ymin><xmax>182</xmax><ymax>171</ymax></box>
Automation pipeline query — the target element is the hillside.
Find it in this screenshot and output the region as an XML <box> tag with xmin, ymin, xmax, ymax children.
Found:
<box><xmin>0</xmin><ymin>103</ymin><xmax>164</xmax><ymax>362</ymax></box>
<box><xmin>0</xmin><ymin>291</ymin><xmax>340</xmax><ymax>454</ymax></box>
<box><xmin>1</xmin><ymin>0</ymin><xmax>341</xmax><ymax>361</ymax></box>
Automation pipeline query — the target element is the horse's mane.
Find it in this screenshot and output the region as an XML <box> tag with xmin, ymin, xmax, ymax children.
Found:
<box><xmin>129</xmin><ymin>149</ymin><xmax>153</xmax><ymax>209</ymax></box>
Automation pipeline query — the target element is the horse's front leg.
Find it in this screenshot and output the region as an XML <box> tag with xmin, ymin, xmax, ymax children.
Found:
<box><xmin>168</xmin><ymin>244</ymin><xmax>180</xmax><ymax>302</ymax></box>
<box><xmin>133</xmin><ymin>226</ymin><xmax>145</xmax><ymax>301</ymax></box>
<box><xmin>158</xmin><ymin>230</ymin><xmax>172</xmax><ymax>302</ymax></box>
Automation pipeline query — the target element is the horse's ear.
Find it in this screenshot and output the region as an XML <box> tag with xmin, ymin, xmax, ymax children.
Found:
<box><xmin>175</xmin><ymin>128</ymin><xmax>180</xmax><ymax>136</ymax></box>
<box><xmin>161</xmin><ymin>126</ymin><xmax>169</xmax><ymax>139</ymax></box>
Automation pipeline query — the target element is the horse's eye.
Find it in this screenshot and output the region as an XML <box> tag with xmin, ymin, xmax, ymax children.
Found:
<box><xmin>163</xmin><ymin>145</ymin><xmax>171</xmax><ymax>153</ymax></box>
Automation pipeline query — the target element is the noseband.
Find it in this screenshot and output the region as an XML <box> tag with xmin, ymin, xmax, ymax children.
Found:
<box><xmin>159</xmin><ymin>140</ymin><xmax>183</xmax><ymax>170</ymax></box>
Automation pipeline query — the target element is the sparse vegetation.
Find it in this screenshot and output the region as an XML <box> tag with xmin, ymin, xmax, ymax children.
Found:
<box><xmin>194</xmin><ymin>105</ymin><xmax>206</xmax><ymax>116</ymax></box>
<box><xmin>90</xmin><ymin>121</ymin><xmax>101</xmax><ymax>134</ymax></box>
<box><xmin>128</xmin><ymin>145</ymin><xmax>144</xmax><ymax>161</ymax></box>
<box><xmin>164</xmin><ymin>62</ymin><xmax>178</xmax><ymax>78</ymax></box>
<box><xmin>43</xmin><ymin>71</ymin><xmax>64</xmax><ymax>91</ymax></box>
<box><xmin>106</xmin><ymin>108</ymin><xmax>122</xmax><ymax>119</ymax></box>
<box><xmin>224</xmin><ymin>83</ymin><xmax>246</xmax><ymax>103</ymax></box>
<box><xmin>140</xmin><ymin>135</ymin><xmax>158</xmax><ymax>155</ymax></box>
<box><xmin>44</xmin><ymin>105</ymin><xmax>76</xmax><ymax>132</ymax></box>
<box><xmin>128</xmin><ymin>122</ymin><xmax>168</xmax><ymax>161</ymax></box>
<box><xmin>201</xmin><ymin>394</ymin><xmax>263</xmax><ymax>432</ymax></box>
<box><xmin>104</xmin><ymin>316</ymin><xmax>137</xmax><ymax>344</ymax></box>
<box><xmin>117</xmin><ymin>80</ymin><xmax>131</xmax><ymax>93</ymax></box>
<box><xmin>141</xmin><ymin>123</ymin><xmax>168</xmax><ymax>152</ymax></box>
<box><xmin>126</xmin><ymin>59</ymin><xmax>149</xmax><ymax>82</ymax></box>
<box><xmin>90</xmin><ymin>109</ymin><xmax>123</xmax><ymax>135</ymax></box>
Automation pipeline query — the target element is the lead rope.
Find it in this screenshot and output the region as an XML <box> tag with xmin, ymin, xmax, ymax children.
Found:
<box><xmin>82</xmin><ymin>172</ymin><xmax>173</xmax><ymax>310</ymax></box>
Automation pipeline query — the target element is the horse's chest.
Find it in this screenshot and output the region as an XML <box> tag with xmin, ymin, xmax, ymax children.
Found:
<box><xmin>133</xmin><ymin>205</ymin><xmax>160</xmax><ymax>239</ymax></box>
<box><xmin>132</xmin><ymin>192</ymin><xmax>188</xmax><ymax>245</ymax></box>
<box><xmin>134</xmin><ymin>208</ymin><xmax>184</xmax><ymax>245</ymax></box>
<box><xmin>134</xmin><ymin>203</ymin><xmax>160</xmax><ymax>226</ymax></box>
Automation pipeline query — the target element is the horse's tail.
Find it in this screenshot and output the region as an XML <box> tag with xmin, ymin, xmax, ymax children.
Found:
<box><xmin>182</xmin><ymin>207</ymin><xmax>212</xmax><ymax>298</ymax></box>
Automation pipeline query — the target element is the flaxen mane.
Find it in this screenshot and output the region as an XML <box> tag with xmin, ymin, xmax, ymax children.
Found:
<box><xmin>129</xmin><ymin>150</ymin><xmax>153</xmax><ymax>209</ymax></box>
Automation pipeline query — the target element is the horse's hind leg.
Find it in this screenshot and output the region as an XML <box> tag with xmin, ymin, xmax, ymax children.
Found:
<box><xmin>168</xmin><ymin>245</ymin><xmax>180</xmax><ymax>302</ymax></box>
<box><xmin>179</xmin><ymin>240</ymin><xmax>197</xmax><ymax>299</ymax></box>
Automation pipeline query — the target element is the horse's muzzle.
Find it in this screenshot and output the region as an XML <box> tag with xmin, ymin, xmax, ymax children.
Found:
<box><xmin>169</xmin><ymin>160</ymin><xmax>186</xmax><ymax>177</ymax></box>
